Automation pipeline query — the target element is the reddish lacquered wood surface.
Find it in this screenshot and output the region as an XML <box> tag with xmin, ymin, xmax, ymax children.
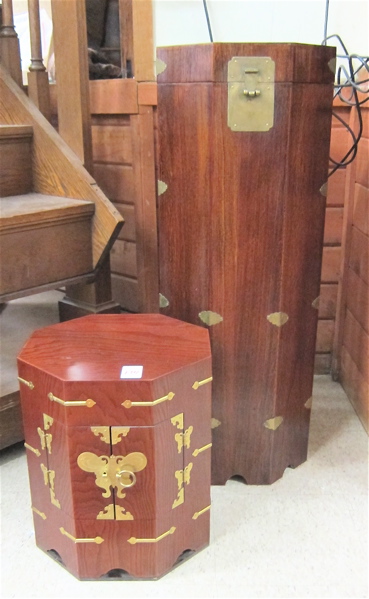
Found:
<box><xmin>156</xmin><ymin>43</ymin><xmax>335</xmax><ymax>485</ymax></box>
<box><xmin>18</xmin><ymin>314</ymin><xmax>212</xmax><ymax>579</ymax></box>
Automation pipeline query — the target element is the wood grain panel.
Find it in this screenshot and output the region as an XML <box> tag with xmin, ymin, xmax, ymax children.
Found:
<box><xmin>316</xmin><ymin>319</ymin><xmax>335</xmax><ymax>353</ymax></box>
<box><xmin>355</xmin><ymin>139</ymin><xmax>369</xmax><ymax>187</ymax></box>
<box><xmin>341</xmin><ymin>346</ymin><xmax>369</xmax><ymax>432</ymax></box>
<box><xmin>131</xmin><ymin>106</ymin><xmax>159</xmax><ymax>313</ymax></box>
<box><xmin>93</xmin><ymin>164</ymin><xmax>135</xmax><ymax>204</ymax></box>
<box><xmin>0</xmin><ymin>212</ymin><xmax>93</xmax><ymax>296</ymax></box>
<box><xmin>111</xmin><ymin>273</ymin><xmax>138</xmax><ymax>313</ymax></box>
<box><xmin>329</xmin><ymin>127</ymin><xmax>351</xmax><ymax>163</ymax></box>
<box><xmin>116</xmin><ymin>204</ymin><xmax>136</xmax><ymax>241</ymax></box>
<box><xmin>321</xmin><ymin>246</ymin><xmax>342</xmax><ymax>282</ymax></box>
<box><xmin>51</xmin><ymin>0</ymin><xmax>93</xmax><ymax>172</ymax></box>
<box><xmin>156</xmin><ymin>43</ymin><xmax>335</xmax><ymax>84</ymax></box>
<box><xmin>345</xmin><ymin>268</ymin><xmax>369</xmax><ymax>334</ymax></box>
<box><xmin>110</xmin><ymin>239</ymin><xmax>137</xmax><ymax>278</ymax></box>
<box><xmin>318</xmin><ymin>283</ymin><xmax>338</xmax><ymax>319</ymax></box>
<box><xmin>342</xmin><ymin>309</ymin><xmax>368</xmax><ymax>381</ymax></box>
<box><xmin>89</xmin><ymin>79</ymin><xmax>138</xmax><ymax>114</ymax></box>
<box><xmin>92</xmin><ymin>125</ymin><xmax>133</xmax><ymax>165</ymax></box>
<box><xmin>349</xmin><ymin>226</ymin><xmax>368</xmax><ymax>284</ymax></box>
<box><xmin>131</xmin><ymin>0</ymin><xmax>155</xmax><ymax>82</ymax></box>
<box><xmin>157</xmin><ymin>43</ymin><xmax>334</xmax><ymax>484</ymax></box>
<box><xmin>330</xmin><ymin>107</ymin><xmax>351</xmax><ymax>128</ymax></box>
<box><xmin>323</xmin><ymin>207</ymin><xmax>344</xmax><ymax>244</ymax></box>
<box><xmin>138</xmin><ymin>82</ymin><xmax>157</xmax><ymax>106</ymax></box>
<box><xmin>353</xmin><ymin>183</ymin><xmax>369</xmax><ymax>236</ymax></box>
<box><xmin>326</xmin><ymin>167</ymin><xmax>346</xmax><ymax>206</ymax></box>
<box><xmin>0</xmin><ymin>391</ymin><xmax>23</xmax><ymax>449</ymax></box>
<box><xmin>0</xmin><ymin>129</ymin><xmax>33</xmax><ymax>196</ymax></box>
<box><xmin>314</xmin><ymin>353</ymin><xmax>332</xmax><ymax>374</ymax></box>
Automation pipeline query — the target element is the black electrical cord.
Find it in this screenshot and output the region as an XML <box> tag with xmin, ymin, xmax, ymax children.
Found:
<box><xmin>203</xmin><ymin>0</ymin><xmax>213</xmax><ymax>42</ymax></box>
<box><xmin>321</xmin><ymin>34</ymin><xmax>368</xmax><ymax>177</ymax></box>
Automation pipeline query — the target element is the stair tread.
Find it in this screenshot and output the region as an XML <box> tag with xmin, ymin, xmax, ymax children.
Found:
<box><xmin>0</xmin><ymin>192</ymin><xmax>95</xmax><ymax>230</ymax></box>
<box><xmin>0</xmin><ymin>125</ymin><xmax>33</xmax><ymax>140</ymax></box>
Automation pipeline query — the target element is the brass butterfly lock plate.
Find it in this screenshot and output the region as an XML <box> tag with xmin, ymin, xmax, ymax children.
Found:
<box><xmin>228</xmin><ymin>56</ymin><xmax>275</xmax><ymax>132</ymax></box>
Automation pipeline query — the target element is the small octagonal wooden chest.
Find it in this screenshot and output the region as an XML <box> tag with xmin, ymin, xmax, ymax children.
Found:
<box><xmin>17</xmin><ymin>314</ymin><xmax>212</xmax><ymax>580</ymax></box>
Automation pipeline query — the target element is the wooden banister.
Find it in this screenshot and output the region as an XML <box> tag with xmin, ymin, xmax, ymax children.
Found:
<box><xmin>0</xmin><ymin>0</ymin><xmax>22</xmax><ymax>86</ymax></box>
<box><xmin>27</xmin><ymin>0</ymin><xmax>51</xmax><ymax>119</ymax></box>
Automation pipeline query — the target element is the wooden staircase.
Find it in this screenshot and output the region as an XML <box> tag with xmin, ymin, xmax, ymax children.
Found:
<box><xmin>0</xmin><ymin>65</ymin><xmax>123</xmax><ymax>302</ymax></box>
<box><xmin>0</xmin><ymin>124</ymin><xmax>96</xmax><ymax>300</ymax></box>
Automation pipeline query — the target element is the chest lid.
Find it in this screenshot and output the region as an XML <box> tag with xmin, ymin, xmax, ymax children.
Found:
<box><xmin>156</xmin><ymin>42</ymin><xmax>336</xmax><ymax>85</ymax></box>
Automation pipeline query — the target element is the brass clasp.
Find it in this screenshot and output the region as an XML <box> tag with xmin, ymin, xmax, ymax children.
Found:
<box><xmin>228</xmin><ymin>56</ymin><xmax>275</xmax><ymax>132</ymax></box>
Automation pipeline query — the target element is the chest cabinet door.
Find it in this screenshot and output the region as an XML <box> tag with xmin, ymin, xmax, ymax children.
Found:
<box><xmin>49</xmin><ymin>416</ymin><xmax>186</xmax><ymax>522</ymax></box>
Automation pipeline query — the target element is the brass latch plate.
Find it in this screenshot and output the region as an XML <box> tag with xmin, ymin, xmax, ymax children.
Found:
<box><xmin>227</xmin><ymin>56</ymin><xmax>275</xmax><ymax>132</ymax></box>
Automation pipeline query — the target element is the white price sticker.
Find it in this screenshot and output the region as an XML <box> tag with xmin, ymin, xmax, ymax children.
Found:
<box><xmin>120</xmin><ymin>365</ymin><xmax>143</xmax><ymax>379</ymax></box>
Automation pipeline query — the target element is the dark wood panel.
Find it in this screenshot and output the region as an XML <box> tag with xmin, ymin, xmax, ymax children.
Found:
<box><xmin>318</xmin><ymin>283</ymin><xmax>338</xmax><ymax>319</ymax></box>
<box><xmin>111</xmin><ymin>273</ymin><xmax>138</xmax><ymax>312</ymax></box>
<box><xmin>349</xmin><ymin>226</ymin><xmax>368</xmax><ymax>285</ymax></box>
<box><xmin>116</xmin><ymin>204</ymin><xmax>136</xmax><ymax>241</ymax></box>
<box><xmin>157</xmin><ymin>43</ymin><xmax>334</xmax><ymax>485</ymax></box>
<box><xmin>157</xmin><ymin>43</ymin><xmax>335</xmax><ymax>84</ymax></box>
<box><xmin>342</xmin><ymin>309</ymin><xmax>369</xmax><ymax>380</ymax></box>
<box><xmin>326</xmin><ymin>167</ymin><xmax>346</xmax><ymax>207</ymax></box>
<box><xmin>321</xmin><ymin>246</ymin><xmax>342</xmax><ymax>283</ymax></box>
<box><xmin>356</xmin><ymin>139</ymin><xmax>369</xmax><ymax>188</ymax></box>
<box><xmin>131</xmin><ymin>106</ymin><xmax>159</xmax><ymax>313</ymax></box>
<box><xmin>314</xmin><ymin>353</ymin><xmax>332</xmax><ymax>374</ymax></box>
<box><xmin>323</xmin><ymin>207</ymin><xmax>344</xmax><ymax>245</ymax></box>
<box><xmin>316</xmin><ymin>319</ymin><xmax>335</xmax><ymax>353</ymax></box>
<box><xmin>92</xmin><ymin>125</ymin><xmax>132</xmax><ymax>164</ymax></box>
<box><xmin>110</xmin><ymin>239</ymin><xmax>137</xmax><ymax>278</ymax></box>
<box><xmin>345</xmin><ymin>268</ymin><xmax>369</xmax><ymax>334</ymax></box>
<box><xmin>0</xmin><ymin>135</ymin><xmax>33</xmax><ymax>197</ymax></box>
<box><xmin>0</xmin><ymin>213</ymin><xmax>93</xmax><ymax>297</ymax></box>
<box><xmin>340</xmin><ymin>346</ymin><xmax>369</xmax><ymax>432</ymax></box>
<box><xmin>353</xmin><ymin>183</ymin><xmax>368</xmax><ymax>236</ymax></box>
<box><xmin>93</xmin><ymin>163</ymin><xmax>135</xmax><ymax>204</ymax></box>
<box><xmin>0</xmin><ymin>391</ymin><xmax>24</xmax><ymax>449</ymax></box>
<box><xmin>329</xmin><ymin>126</ymin><xmax>351</xmax><ymax>164</ymax></box>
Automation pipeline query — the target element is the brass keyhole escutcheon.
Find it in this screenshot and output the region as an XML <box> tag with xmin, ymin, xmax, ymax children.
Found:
<box><xmin>116</xmin><ymin>469</ymin><xmax>137</xmax><ymax>488</ymax></box>
<box><xmin>77</xmin><ymin>451</ymin><xmax>147</xmax><ymax>498</ymax></box>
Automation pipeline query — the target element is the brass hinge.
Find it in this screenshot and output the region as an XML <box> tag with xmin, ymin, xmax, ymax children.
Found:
<box><xmin>172</xmin><ymin>463</ymin><xmax>193</xmax><ymax>509</ymax></box>
<box><xmin>174</xmin><ymin>426</ymin><xmax>193</xmax><ymax>453</ymax></box>
<box><xmin>37</xmin><ymin>428</ymin><xmax>52</xmax><ymax>454</ymax></box>
<box><xmin>40</xmin><ymin>464</ymin><xmax>61</xmax><ymax>508</ymax></box>
<box><xmin>228</xmin><ymin>56</ymin><xmax>275</xmax><ymax>132</ymax></box>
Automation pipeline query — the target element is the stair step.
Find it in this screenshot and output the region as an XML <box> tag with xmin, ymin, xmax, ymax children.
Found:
<box><xmin>0</xmin><ymin>193</ymin><xmax>95</xmax><ymax>298</ymax></box>
<box><xmin>0</xmin><ymin>192</ymin><xmax>95</xmax><ymax>231</ymax></box>
<box><xmin>0</xmin><ymin>125</ymin><xmax>33</xmax><ymax>197</ymax></box>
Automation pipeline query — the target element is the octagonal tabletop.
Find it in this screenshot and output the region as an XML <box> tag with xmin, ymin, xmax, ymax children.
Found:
<box><xmin>17</xmin><ymin>313</ymin><xmax>212</xmax><ymax>426</ymax></box>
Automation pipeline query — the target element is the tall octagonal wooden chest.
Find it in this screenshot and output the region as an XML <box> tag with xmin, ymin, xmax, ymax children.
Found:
<box><xmin>156</xmin><ymin>43</ymin><xmax>335</xmax><ymax>485</ymax></box>
<box><xmin>17</xmin><ymin>314</ymin><xmax>212</xmax><ymax>580</ymax></box>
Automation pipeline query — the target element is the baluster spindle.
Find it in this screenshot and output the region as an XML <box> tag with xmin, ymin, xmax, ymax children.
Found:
<box><xmin>0</xmin><ymin>0</ymin><xmax>23</xmax><ymax>86</ymax></box>
<box><xmin>1</xmin><ymin>0</ymin><xmax>17</xmax><ymax>37</ymax></box>
<box><xmin>27</xmin><ymin>0</ymin><xmax>51</xmax><ymax>119</ymax></box>
<box><xmin>28</xmin><ymin>0</ymin><xmax>46</xmax><ymax>71</ymax></box>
